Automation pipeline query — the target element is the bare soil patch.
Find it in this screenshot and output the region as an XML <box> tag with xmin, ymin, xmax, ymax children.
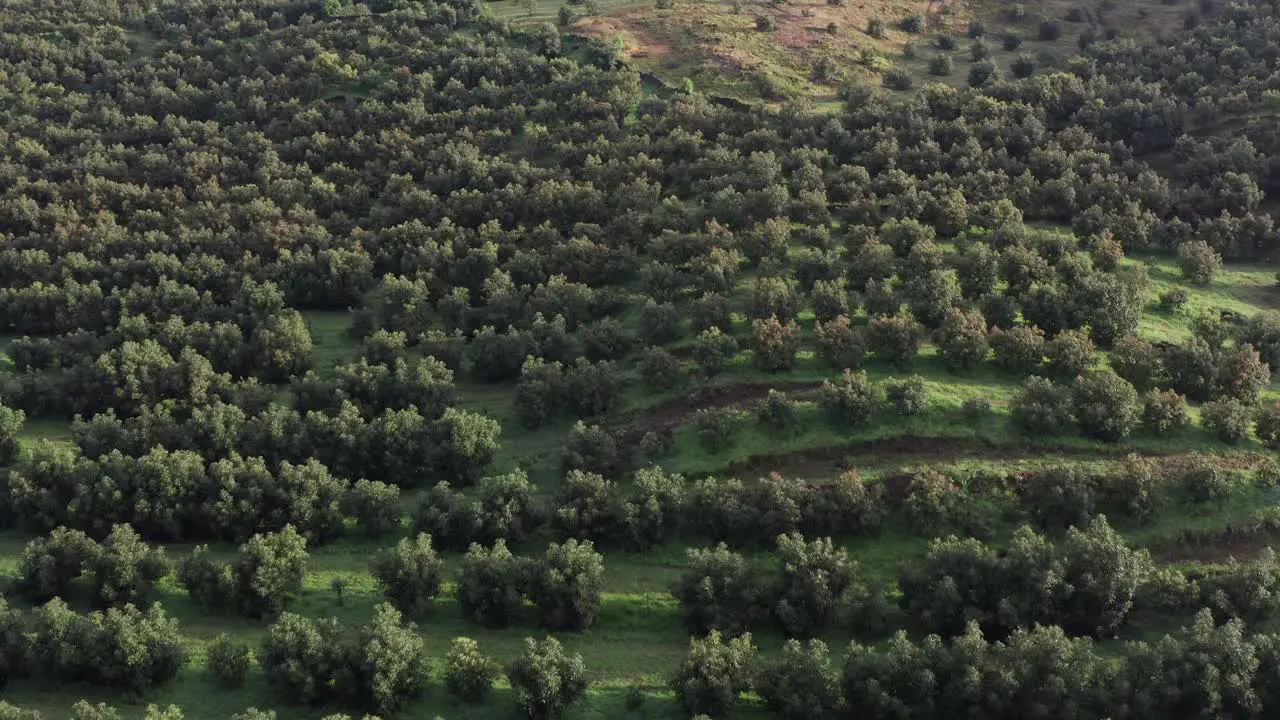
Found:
<box><xmin>1151</xmin><ymin>520</ymin><xmax>1280</xmax><ymax>564</ymax></box>
<box><xmin>619</xmin><ymin>381</ymin><xmax>819</xmax><ymax>442</ymax></box>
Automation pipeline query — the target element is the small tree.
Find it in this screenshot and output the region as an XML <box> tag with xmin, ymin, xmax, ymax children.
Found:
<box><xmin>750</xmin><ymin>316</ymin><xmax>800</xmax><ymax>373</ymax></box>
<box><xmin>867</xmin><ymin>315</ymin><xmax>921</xmax><ymax>370</ymax></box>
<box><xmin>1110</xmin><ymin>335</ymin><xmax>1159</xmax><ymax>389</ymax></box>
<box><xmin>990</xmin><ymin>325</ymin><xmax>1046</xmax><ymax>375</ymax></box>
<box><xmin>1143</xmin><ymin>388</ymin><xmax>1191</xmax><ymax>435</ymax></box>
<box><xmin>639</xmin><ymin>346</ymin><xmax>684</xmax><ymax>390</ymax></box>
<box><xmin>692</xmin><ymin>327</ymin><xmax>739</xmax><ymax>377</ymax></box>
<box><xmin>1011</xmin><ymin>376</ymin><xmax>1075</xmax><ymax>436</ymax></box>
<box><xmin>693</xmin><ymin>408</ymin><xmax>745</xmax><ymax>454</ymax></box>
<box><xmin>456</xmin><ymin>540</ymin><xmax>529</xmax><ymax>628</ymax></box>
<box><xmin>671</xmin><ymin>631</ymin><xmax>758</xmax><ymax>717</ymax></box>
<box><xmin>231</xmin><ymin>526</ymin><xmax>309</xmax><ymax>619</ymax></box>
<box><xmin>85</xmin><ymin>524</ymin><xmax>169</xmax><ymax>608</ymax></box>
<box><xmin>885</xmin><ymin>375</ymin><xmax>928</xmax><ymax>416</ymax></box>
<box><xmin>814</xmin><ymin>315</ymin><xmax>866</xmax><ymax>369</ymax></box>
<box><xmin>15</xmin><ymin>527</ymin><xmax>96</xmax><ymax>603</ymax></box>
<box><xmin>0</xmin><ymin>402</ymin><xmax>24</xmax><ymax>466</ymax></box>
<box><xmin>929</xmin><ymin>54</ymin><xmax>954</xmax><ymax>76</ymax></box>
<box><xmin>756</xmin><ymin>639</ymin><xmax>843</xmax><ymax>720</ymax></box>
<box><xmin>507</xmin><ymin>637</ymin><xmax>589</xmax><ymax>720</ymax></box>
<box><xmin>1215</xmin><ymin>343</ymin><xmax>1271</xmax><ymax>403</ymax></box>
<box><xmin>555</xmin><ymin>470</ymin><xmax>625</xmax><ymax>542</ymax></box>
<box><xmin>818</xmin><ymin>370</ymin><xmax>877</xmax><ymax>427</ymax></box>
<box><xmin>674</xmin><ymin>544</ymin><xmax>762</xmax><ymax>635</ymax></box>
<box><xmin>445</xmin><ymin>637</ymin><xmax>499</xmax><ymax>703</ymax></box>
<box><xmin>1177</xmin><ymin>240</ymin><xmax>1223</xmax><ymax>285</ymax></box>
<box><xmin>1072</xmin><ymin>371</ymin><xmax>1140</xmax><ymax>442</ymax></box>
<box><xmin>561</xmin><ymin>421</ymin><xmax>621</xmax><ymax>477</ymax></box>
<box><xmin>867</xmin><ymin>17</ymin><xmax>887</xmax><ymax>37</ymax></box>
<box><xmin>1046</xmin><ymin>329</ymin><xmax>1094</xmax><ymax>379</ymax></box>
<box><xmin>207</xmin><ymin>633</ymin><xmax>250</xmax><ymax>687</ymax></box>
<box><xmin>1256</xmin><ymin>403</ymin><xmax>1280</xmax><ymax>449</ymax></box>
<box><xmin>935</xmin><ymin>308</ymin><xmax>989</xmax><ymax>372</ymax></box>
<box><xmin>529</xmin><ymin>539</ymin><xmax>604</xmax><ymax>631</ymax></box>
<box><xmin>756</xmin><ymin>390</ymin><xmax>799</xmax><ymax>434</ymax></box>
<box><xmin>1202</xmin><ymin>398</ymin><xmax>1253</xmax><ymax>444</ymax></box>
<box><xmin>773</xmin><ymin>533</ymin><xmax>857</xmax><ymax>636</ymax></box>
<box><xmin>371</xmin><ymin>533</ymin><xmax>444</xmax><ymax>616</ymax></box>
<box><xmin>344</xmin><ymin>479</ymin><xmax>401</xmax><ymax>537</ymax></box>
<box><xmin>1011</xmin><ymin>52</ymin><xmax>1036</xmax><ymax>78</ymax></box>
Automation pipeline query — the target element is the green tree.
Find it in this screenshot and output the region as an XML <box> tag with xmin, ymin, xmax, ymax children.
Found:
<box><xmin>1178</xmin><ymin>239</ymin><xmax>1223</xmax><ymax>285</ymax></box>
<box><xmin>756</xmin><ymin>639</ymin><xmax>843</xmax><ymax>720</ymax></box>
<box><xmin>1072</xmin><ymin>371</ymin><xmax>1140</xmax><ymax>442</ymax></box>
<box><xmin>456</xmin><ymin>540</ymin><xmax>529</xmax><ymax>628</ymax></box>
<box><xmin>507</xmin><ymin>637</ymin><xmax>589</xmax><ymax>720</ymax></box>
<box><xmin>773</xmin><ymin>533</ymin><xmax>857</xmax><ymax>636</ymax></box>
<box><xmin>529</xmin><ymin>539</ymin><xmax>604</xmax><ymax>631</ymax></box>
<box><xmin>85</xmin><ymin>524</ymin><xmax>170</xmax><ymax>608</ymax></box>
<box><xmin>371</xmin><ymin>533</ymin><xmax>444</xmax><ymax>616</ymax></box>
<box><xmin>671</xmin><ymin>631</ymin><xmax>758</xmax><ymax>717</ymax></box>
<box><xmin>445</xmin><ymin>637</ymin><xmax>499</xmax><ymax>703</ymax></box>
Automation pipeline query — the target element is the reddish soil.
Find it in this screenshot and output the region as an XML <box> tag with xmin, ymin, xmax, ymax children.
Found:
<box><xmin>1150</xmin><ymin>520</ymin><xmax>1280</xmax><ymax>564</ymax></box>
<box><xmin>619</xmin><ymin>381</ymin><xmax>819</xmax><ymax>443</ymax></box>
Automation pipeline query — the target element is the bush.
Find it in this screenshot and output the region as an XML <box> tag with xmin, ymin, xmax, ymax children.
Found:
<box><xmin>1072</xmin><ymin>371</ymin><xmax>1140</xmax><ymax>442</ymax></box>
<box><xmin>1046</xmin><ymin>329</ymin><xmax>1094</xmax><ymax>379</ymax></box>
<box><xmin>671</xmin><ymin>631</ymin><xmax>758</xmax><ymax>717</ymax></box>
<box><xmin>756</xmin><ymin>390</ymin><xmax>799</xmax><ymax>434</ymax></box>
<box><xmin>674</xmin><ymin>543</ymin><xmax>763</xmax><ymax>634</ymax></box>
<box><xmin>935</xmin><ymin>308</ymin><xmax>988</xmax><ymax>372</ymax></box>
<box><xmin>561</xmin><ymin>421</ymin><xmax>621</xmax><ymax>477</ymax></box>
<box><xmin>528</xmin><ymin>539</ymin><xmax>604</xmax><ymax>631</ymax></box>
<box><xmin>1011</xmin><ymin>53</ymin><xmax>1036</xmax><ymax>78</ymax></box>
<box><xmin>555</xmin><ymin>470</ymin><xmax>625</xmax><ymax>542</ymax></box>
<box><xmin>693</xmin><ymin>408</ymin><xmax>745</xmax><ymax>454</ymax></box>
<box><xmin>1202</xmin><ymin>398</ymin><xmax>1253</xmax><ymax>444</ymax></box>
<box><xmin>0</xmin><ymin>403</ymin><xmax>23</xmax><ymax>466</ymax></box>
<box><xmin>1038</xmin><ymin>17</ymin><xmax>1062</xmax><ymax>40</ymax></box>
<box><xmin>638</xmin><ymin>299</ymin><xmax>681</xmax><ymax>345</ymax></box>
<box><xmin>814</xmin><ymin>315</ymin><xmax>866</xmax><ymax>369</ymax></box>
<box><xmin>207</xmin><ymin>633</ymin><xmax>250</xmax><ymax>687</ymax></box>
<box><xmin>885</xmin><ymin>375</ymin><xmax>928</xmax><ymax>416</ymax></box>
<box><xmin>904</xmin><ymin>470</ymin><xmax>968</xmax><ymax>535</ymax></box>
<box><xmin>1176</xmin><ymin>454</ymin><xmax>1231</xmax><ymax>503</ymax></box>
<box><xmin>970</xmin><ymin>39</ymin><xmax>990</xmax><ymax>61</ymax></box>
<box><xmin>456</xmin><ymin>540</ymin><xmax>531</xmax><ymax>628</ymax></box>
<box><xmin>1001</xmin><ymin>31</ymin><xmax>1023</xmax><ymax>50</ymax></box>
<box><xmin>991</xmin><ymin>325</ymin><xmax>1046</xmax><ymax>375</ymax></box>
<box><xmin>1024</xmin><ymin>467</ymin><xmax>1095</xmax><ymax>531</ymax></box>
<box><xmin>344</xmin><ymin>479</ymin><xmax>401</xmax><ymax>537</ymax></box>
<box><xmin>692</xmin><ymin>327</ymin><xmax>738</xmax><ymax>377</ymax></box>
<box><xmin>936</xmin><ymin>33</ymin><xmax>957</xmax><ymax>50</ymax></box>
<box><xmin>750</xmin><ymin>316</ymin><xmax>800</xmax><ymax>372</ymax></box>
<box><xmin>445</xmin><ymin>637</ymin><xmax>499</xmax><ymax>703</ymax></box>
<box><xmin>882</xmin><ymin>68</ymin><xmax>913</xmax><ymax>91</ymax></box>
<box><xmin>1256</xmin><ymin>403</ymin><xmax>1280</xmax><ymax>449</ymax></box>
<box><xmin>1177</xmin><ymin>240</ymin><xmax>1223</xmax><ymax>285</ymax></box>
<box><xmin>639</xmin><ymin>346</ymin><xmax>684</xmax><ymax>390</ymax></box>
<box><xmin>819</xmin><ymin>370</ymin><xmax>877</xmax><ymax>427</ymax></box>
<box><xmin>867</xmin><ymin>315</ymin><xmax>921</xmax><ymax>369</ymax></box>
<box><xmin>962</xmin><ymin>397</ymin><xmax>993</xmax><ymax>419</ymax></box>
<box><xmin>756</xmin><ymin>639</ymin><xmax>843</xmax><ymax>720</ymax></box>
<box><xmin>15</xmin><ymin>527</ymin><xmax>96</xmax><ymax>603</ymax></box>
<box><xmin>1158</xmin><ymin>289</ymin><xmax>1189</xmax><ymax>311</ymax></box>
<box><xmin>900</xmin><ymin>13</ymin><xmax>925</xmax><ymax>32</ymax></box>
<box><xmin>928</xmin><ymin>54</ymin><xmax>953</xmax><ymax>76</ymax></box>
<box><xmin>371</xmin><ymin>533</ymin><xmax>444</xmax><ymax>616</ymax></box>
<box><xmin>773</xmin><ymin>533</ymin><xmax>857</xmax><ymax>636</ymax></box>
<box><xmin>1101</xmin><ymin>454</ymin><xmax>1159</xmax><ymax>521</ymax></box>
<box><xmin>867</xmin><ymin>17</ymin><xmax>886</xmax><ymax>37</ymax></box>
<box><xmin>1215</xmin><ymin>343</ymin><xmax>1271</xmax><ymax>403</ymax></box>
<box><xmin>1143</xmin><ymin>389</ymin><xmax>1191</xmax><ymax>435</ymax></box>
<box><xmin>968</xmin><ymin>60</ymin><xmax>999</xmax><ymax>87</ymax></box>
<box><xmin>1011</xmin><ymin>376</ymin><xmax>1075</xmax><ymax>436</ymax></box>
<box><xmin>507</xmin><ymin>637</ymin><xmax>589</xmax><ymax>720</ymax></box>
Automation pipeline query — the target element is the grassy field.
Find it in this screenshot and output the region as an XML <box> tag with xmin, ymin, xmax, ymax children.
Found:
<box><xmin>503</xmin><ymin>0</ymin><xmax>1203</xmax><ymax>102</ymax></box>
<box><xmin>4</xmin><ymin>245</ymin><xmax>1280</xmax><ymax>717</ymax></box>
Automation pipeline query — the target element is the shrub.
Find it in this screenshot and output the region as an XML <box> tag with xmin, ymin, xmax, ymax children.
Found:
<box><xmin>1024</xmin><ymin>467</ymin><xmax>1095</xmax><ymax>531</ymax></box>
<box><xmin>1176</xmin><ymin>454</ymin><xmax>1231</xmax><ymax>503</ymax></box>
<box><xmin>968</xmin><ymin>60</ymin><xmax>999</xmax><ymax>87</ymax></box>
<box><xmin>773</xmin><ymin>533</ymin><xmax>857</xmax><ymax>636</ymax></box>
<box><xmin>344</xmin><ymin>479</ymin><xmax>401</xmax><ymax>537</ymax></box>
<box><xmin>990</xmin><ymin>325</ymin><xmax>1046</xmax><ymax>375</ymax></box>
<box><xmin>1101</xmin><ymin>454</ymin><xmax>1159</xmax><ymax>521</ymax></box>
<box><xmin>814</xmin><ymin>315</ymin><xmax>866</xmax><ymax>369</ymax></box>
<box><xmin>15</xmin><ymin>527</ymin><xmax>96</xmax><ymax>603</ymax></box>
<box><xmin>867</xmin><ymin>314</ymin><xmax>921</xmax><ymax>369</ymax></box>
<box><xmin>507</xmin><ymin>637</ymin><xmax>589</xmax><ymax>720</ymax></box>
<box><xmin>1256</xmin><ymin>403</ymin><xmax>1280</xmax><ymax>449</ymax></box>
<box><xmin>962</xmin><ymin>397</ymin><xmax>993</xmax><ymax>419</ymax></box>
<box><xmin>883</xmin><ymin>68</ymin><xmax>913</xmax><ymax>91</ymax></box>
<box><xmin>904</xmin><ymin>470</ymin><xmax>969</xmax><ymax>535</ymax></box>
<box><xmin>867</xmin><ymin>17</ymin><xmax>887</xmax><ymax>37</ymax></box>
<box><xmin>1177</xmin><ymin>240</ymin><xmax>1223</xmax><ymax>285</ymax></box>
<box><xmin>674</xmin><ymin>544</ymin><xmax>763</xmax><ymax>635</ymax></box>
<box><xmin>756</xmin><ymin>390</ymin><xmax>799</xmax><ymax>434</ymax></box>
<box><xmin>1046</xmin><ymin>329</ymin><xmax>1094</xmax><ymax>379</ymax></box>
<box><xmin>207</xmin><ymin>634</ymin><xmax>250</xmax><ymax>687</ymax></box>
<box><xmin>885</xmin><ymin>375</ymin><xmax>928</xmax><ymax>416</ymax></box>
<box><xmin>554</xmin><ymin>470</ymin><xmax>625</xmax><ymax>542</ymax></box>
<box><xmin>935</xmin><ymin>308</ymin><xmax>988</xmax><ymax>372</ymax></box>
<box><xmin>1110</xmin><ymin>335</ymin><xmax>1159</xmax><ymax>389</ymax></box>
<box><xmin>561</xmin><ymin>421</ymin><xmax>621</xmax><ymax>477</ymax></box>
<box><xmin>1143</xmin><ymin>389</ymin><xmax>1191</xmax><ymax>435</ymax></box>
<box><xmin>371</xmin><ymin>533</ymin><xmax>444</xmax><ymax>616</ymax></box>
<box><xmin>671</xmin><ymin>631</ymin><xmax>758</xmax><ymax>717</ymax></box>
<box><xmin>928</xmin><ymin>54</ymin><xmax>953</xmax><ymax>76</ymax></box>
<box><xmin>1201</xmin><ymin>398</ymin><xmax>1253</xmax><ymax>444</ymax></box>
<box><xmin>445</xmin><ymin>637</ymin><xmax>499</xmax><ymax>703</ymax></box>
<box><xmin>1158</xmin><ymin>289</ymin><xmax>1189</xmax><ymax>311</ymax></box>
<box><xmin>514</xmin><ymin>357</ymin><xmax>565</xmax><ymax>428</ymax></box>
<box><xmin>819</xmin><ymin>370</ymin><xmax>877</xmax><ymax>427</ymax></box>
<box><xmin>0</xmin><ymin>403</ymin><xmax>23</xmax><ymax>466</ymax></box>
<box><xmin>1011</xmin><ymin>53</ymin><xmax>1036</xmax><ymax>78</ymax></box>
<box><xmin>936</xmin><ymin>33</ymin><xmax>957</xmax><ymax>50</ymax></box>
<box><xmin>639</xmin><ymin>299</ymin><xmax>681</xmax><ymax>345</ymax></box>
<box><xmin>970</xmin><ymin>39</ymin><xmax>990</xmax><ymax>61</ymax></box>
<box><xmin>756</xmin><ymin>639</ymin><xmax>843</xmax><ymax>720</ymax></box>
<box><xmin>754</xmin><ymin>15</ymin><xmax>775</xmax><ymax>31</ymax></box>
<box><xmin>85</xmin><ymin>524</ymin><xmax>170</xmax><ymax>608</ymax></box>
<box><xmin>528</xmin><ymin>539</ymin><xmax>604</xmax><ymax>631</ymax></box>
<box><xmin>968</xmin><ymin>19</ymin><xmax>985</xmax><ymax>37</ymax></box>
<box><xmin>810</xmin><ymin>279</ymin><xmax>850</xmax><ymax>323</ymax></box>
<box><xmin>750</xmin><ymin>316</ymin><xmax>800</xmax><ymax>372</ymax></box>
<box><xmin>1215</xmin><ymin>343</ymin><xmax>1271</xmax><ymax>403</ymax></box>
<box><xmin>693</xmin><ymin>408</ymin><xmax>745</xmax><ymax>454</ymax></box>
<box><xmin>456</xmin><ymin>540</ymin><xmax>530</xmax><ymax>628</ymax></box>
<box><xmin>1001</xmin><ymin>31</ymin><xmax>1023</xmax><ymax>50</ymax></box>
<box><xmin>692</xmin><ymin>327</ymin><xmax>739</xmax><ymax>377</ymax></box>
<box><xmin>1072</xmin><ymin>371</ymin><xmax>1140</xmax><ymax>442</ymax></box>
<box><xmin>1011</xmin><ymin>376</ymin><xmax>1075</xmax><ymax>436</ymax></box>
<box><xmin>900</xmin><ymin>13</ymin><xmax>925</xmax><ymax>32</ymax></box>
<box><xmin>1038</xmin><ymin>17</ymin><xmax>1062</xmax><ymax>40</ymax></box>
<box><xmin>639</xmin><ymin>346</ymin><xmax>684</xmax><ymax>390</ymax></box>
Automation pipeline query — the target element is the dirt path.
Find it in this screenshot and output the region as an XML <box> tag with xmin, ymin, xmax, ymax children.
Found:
<box><xmin>618</xmin><ymin>381</ymin><xmax>819</xmax><ymax>443</ymax></box>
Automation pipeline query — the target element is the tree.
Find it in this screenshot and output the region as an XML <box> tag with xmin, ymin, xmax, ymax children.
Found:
<box><xmin>1024</xmin><ymin>466</ymin><xmax>1095</xmax><ymax>532</ymax></box>
<box><xmin>1256</xmin><ymin>403</ymin><xmax>1280</xmax><ymax>449</ymax></box>
<box><xmin>15</xmin><ymin>527</ymin><xmax>96</xmax><ymax>603</ymax></box>
<box><xmin>885</xmin><ymin>375</ymin><xmax>928</xmax><ymax>416</ymax></box>
<box><xmin>756</xmin><ymin>390</ymin><xmax>799</xmax><ymax>434</ymax></box>
<box><xmin>990</xmin><ymin>325</ymin><xmax>1046</xmax><ymax>375</ymax></box>
<box><xmin>0</xmin><ymin>402</ymin><xmax>23</xmax><ymax>466</ymax></box>
<box><xmin>1072</xmin><ymin>371</ymin><xmax>1140</xmax><ymax>442</ymax></box>
<box><xmin>867</xmin><ymin>314</ymin><xmax>922</xmax><ymax>369</ymax></box>
<box><xmin>819</xmin><ymin>370</ymin><xmax>877</xmax><ymax>427</ymax></box>
<box><xmin>1046</xmin><ymin>329</ymin><xmax>1094</xmax><ymax>379</ymax></box>
<box><xmin>1011</xmin><ymin>376</ymin><xmax>1075</xmax><ymax>436</ymax></box>
<box><xmin>638</xmin><ymin>346</ymin><xmax>683</xmax><ymax>390</ymax></box>
<box><xmin>555</xmin><ymin>470</ymin><xmax>625</xmax><ymax>542</ymax></box>
<box><xmin>371</xmin><ymin>533</ymin><xmax>444</xmax><ymax>616</ymax></box>
<box><xmin>773</xmin><ymin>533</ymin><xmax>857</xmax><ymax>636</ymax></box>
<box><xmin>356</xmin><ymin>603</ymin><xmax>429</xmax><ymax>715</ymax></box>
<box><xmin>1178</xmin><ymin>239</ymin><xmax>1223</xmax><ymax>285</ymax></box>
<box><xmin>207</xmin><ymin>633</ymin><xmax>250</xmax><ymax>687</ymax></box>
<box><xmin>1215</xmin><ymin>343</ymin><xmax>1271</xmax><ymax>403</ymax></box>
<box><xmin>814</xmin><ymin>315</ymin><xmax>866</xmax><ymax>369</ymax></box>
<box><xmin>1110</xmin><ymin>335</ymin><xmax>1160</xmax><ymax>389</ymax></box>
<box><xmin>344</xmin><ymin>479</ymin><xmax>401</xmax><ymax>537</ymax></box>
<box><xmin>671</xmin><ymin>631</ymin><xmax>758</xmax><ymax>717</ymax></box>
<box><xmin>756</xmin><ymin>639</ymin><xmax>843</xmax><ymax>720</ymax></box>
<box><xmin>1202</xmin><ymin>398</ymin><xmax>1253</xmax><ymax>444</ymax></box>
<box><xmin>529</xmin><ymin>539</ymin><xmax>604</xmax><ymax>631</ymax></box>
<box><xmin>674</xmin><ymin>544</ymin><xmax>762</xmax><ymax>635</ymax></box>
<box><xmin>561</xmin><ymin>421</ymin><xmax>621</xmax><ymax>477</ymax></box>
<box><xmin>692</xmin><ymin>327</ymin><xmax>738</xmax><ymax>377</ymax></box>
<box><xmin>456</xmin><ymin>540</ymin><xmax>529</xmax><ymax>628</ymax></box>
<box><xmin>1011</xmin><ymin>52</ymin><xmax>1036</xmax><ymax>78</ymax></box>
<box><xmin>85</xmin><ymin>524</ymin><xmax>170</xmax><ymax>608</ymax></box>
<box><xmin>433</xmin><ymin>407</ymin><xmax>501</xmax><ymax>485</ymax></box>
<box><xmin>750</xmin><ymin>316</ymin><xmax>800</xmax><ymax>372</ymax></box>
<box><xmin>507</xmin><ymin>637</ymin><xmax>589</xmax><ymax>720</ymax></box>
<box><xmin>1056</xmin><ymin>517</ymin><xmax>1152</xmax><ymax>637</ymax></box>
<box><xmin>935</xmin><ymin>308</ymin><xmax>989</xmax><ymax>372</ymax></box>
<box><xmin>230</xmin><ymin>526</ymin><xmax>309</xmax><ymax>619</ymax></box>
<box><xmin>929</xmin><ymin>54</ymin><xmax>954</xmax><ymax>76</ymax></box>
<box><xmin>446</xmin><ymin>637</ymin><xmax>499</xmax><ymax>703</ymax></box>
